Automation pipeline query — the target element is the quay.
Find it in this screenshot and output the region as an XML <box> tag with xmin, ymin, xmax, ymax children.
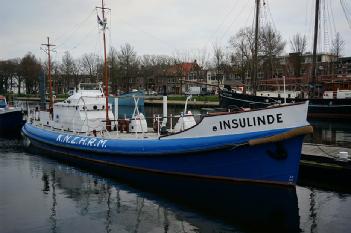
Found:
<box><xmin>299</xmin><ymin>143</ymin><xmax>351</xmax><ymax>188</ymax></box>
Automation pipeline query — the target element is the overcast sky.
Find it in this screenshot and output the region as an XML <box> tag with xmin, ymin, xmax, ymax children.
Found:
<box><xmin>1</xmin><ymin>0</ymin><xmax>350</xmax><ymax>62</ymax></box>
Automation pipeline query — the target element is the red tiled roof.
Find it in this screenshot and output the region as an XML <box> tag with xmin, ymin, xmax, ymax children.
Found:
<box><xmin>180</xmin><ymin>63</ymin><xmax>195</xmax><ymax>73</ymax></box>
<box><xmin>165</xmin><ymin>62</ymin><xmax>199</xmax><ymax>76</ymax></box>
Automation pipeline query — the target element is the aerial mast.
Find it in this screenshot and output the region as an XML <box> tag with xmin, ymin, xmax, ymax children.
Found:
<box><xmin>41</xmin><ymin>37</ymin><xmax>55</xmax><ymax>117</ymax></box>
<box><xmin>252</xmin><ymin>0</ymin><xmax>260</xmax><ymax>96</ymax></box>
<box><xmin>311</xmin><ymin>0</ymin><xmax>320</xmax><ymax>98</ymax></box>
<box><xmin>97</xmin><ymin>0</ymin><xmax>111</xmax><ymax>129</ymax></box>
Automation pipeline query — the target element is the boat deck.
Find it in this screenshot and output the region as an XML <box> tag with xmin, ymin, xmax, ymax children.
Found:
<box><xmin>33</xmin><ymin>122</ymin><xmax>162</xmax><ymax>140</ymax></box>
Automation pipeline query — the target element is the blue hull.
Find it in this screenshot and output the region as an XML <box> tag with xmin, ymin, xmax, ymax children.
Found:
<box><xmin>22</xmin><ymin>123</ymin><xmax>304</xmax><ymax>186</ymax></box>
<box><xmin>0</xmin><ymin>110</ymin><xmax>25</xmax><ymax>138</ymax></box>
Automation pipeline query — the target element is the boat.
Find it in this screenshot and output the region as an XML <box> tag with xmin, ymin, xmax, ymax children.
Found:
<box><xmin>22</xmin><ymin>0</ymin><xmax>312</xmax><ymax>187</ymax></box>
<box><xmin>116</xmin><ymin>89</ymin><xmax>145</xmax><ymax>106</ymax></box>
<box><xmin>219</xmin><ymin>0</ymin><xmax>351</xmax><ymax>120</ymax></box>
<box><xmin>219</xmin><ymin>89</ymin><xmax>351</xmax><ymax>119</ymax></box>
<box><xmin>0</xmin><ymin>95</ymin><xmax>25</xmax><ymax>138</ymax></box>
<box><xmin>22</xmin><ymin>82</ymin><xmax>312</xmax><ymax>186</ymax></box>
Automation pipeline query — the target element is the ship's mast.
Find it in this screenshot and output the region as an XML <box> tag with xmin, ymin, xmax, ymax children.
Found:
<box><xmin>97</xmin><ymin>0</ymin><xmax>110</xmax><ymax>129</ymax></box>
<box><xmin>41</xmin><ymin>37</ymin><xmax>55</xmax><ymax>117</ymax></box>
<box><xmin>252</xmin><ymin>0</ymin><xmax>260</xmax><ymax>96</ymax></box>
<box><xmin>311</xmin><ymin>0</ymin><xmax>320</xmax><ymax>98</ymax></box>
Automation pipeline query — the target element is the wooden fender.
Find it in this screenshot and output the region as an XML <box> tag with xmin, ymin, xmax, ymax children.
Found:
<box><xmin>248</xmin><ymin>125</ymin><xmax>313</xmax><ymax>146</ymax></box>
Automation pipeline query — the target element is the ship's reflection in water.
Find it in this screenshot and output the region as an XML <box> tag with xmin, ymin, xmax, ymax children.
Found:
<box><xmin>36</xmin><ymin>162</ymin><xmax>301</xmax><ymax>233</ymax></box>
<box><xmin>305</xmin><ymin>119</ymin><xmax>351</xmax><ymax>147</ymax></box>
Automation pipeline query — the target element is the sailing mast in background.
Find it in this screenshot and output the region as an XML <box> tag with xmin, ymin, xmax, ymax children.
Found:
<box><xmin>97</xmin><ymin>0</ymin><xmax>111</xmax><ymax>129</ymax></box>
<box><xmin>252</xmin><ymin>0</ymin><xmax>261</xmax><ymax>96</ymax></box>
<box><xmin>311</xmin><ymin>0</ymin><xmax>320</xmax><ymax>98</ymax></box>
<box><xmin>41</xmin><ymin>37</ymin><xmax>55</xmax><ymax>118</ymax></box>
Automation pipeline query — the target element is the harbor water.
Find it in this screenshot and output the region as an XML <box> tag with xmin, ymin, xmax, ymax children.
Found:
<box><xmin>1</xmin><ymin>104</ymin><xmax>351</xmax><ymax>233</ymax></box>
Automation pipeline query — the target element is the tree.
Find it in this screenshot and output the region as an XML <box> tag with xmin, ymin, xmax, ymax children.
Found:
<box><xmin>60</xmin><ymin>51</ymin><xmax>78</xmax><ymax>92</ymax></box>
<box><xmin>289</xmin><ymin>33</ymin><xmax>307</xmax><ymax>77</ymax></box>
<box><xmin>139</xmin><ymin>54</ymin><xmax>178</xmax><ymax>92</ymax></box>
<box><xmin>212</xmin><ymin>44</ymin><xmax>226</xmax><ymax>87</ymax></box>
<box><xmin>331</xmin><ymin>32</ymin><xmax>345</xmax><ymax>57</ymax></box>
<box><xmin>260</xmin><ymin>26</ymin><xmax>285</xmax><ymax>58</ymax></box>
<box><xmin>260</xmin><ymin>26</ymin><xmax>286</xmax><ymax>81</ymax></box>
<box><xmin>290</xmin><ymin>33</ymin><xmax>307</xmax><ymax>54</ymax></box>
<box><xmin>173</xmin><ymin>48</ymin><xmax>210</xmax><ymax>69</ymax></box>
<box><xmin>117</xmin><ymin>43</ymin><xmax>138</xmax><ymax>91</ymax></box>
<box><xmin>20</xmin><ymin>53</ymin><xmax>41</xmax><ymax>94</ymax></box>
<box><xmin>79</xmin><ymin>53</ymin><xmax>101</xmax><ymax>83</ymax></box>
<box><xmin>108</xmin><ymin>47</ymin><xmax>119</xmax><ymax>93</ymax></box>
<box><xmin>0</xmin><ymin>59</ymin><xmax>20</xmax><ymax>95</ymax></box>
<box><xmin>228</xmin><ymin>27</ymin><xmax>258</xmax><ymax>89</ymax></box>
<box><xmin>229</xmin><ymin>27</ymin><xmax>255</xmax><ymax>87</ymax></box>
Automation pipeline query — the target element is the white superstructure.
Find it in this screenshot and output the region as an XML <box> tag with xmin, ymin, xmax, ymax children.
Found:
<box><xmin>39</xmin><ymin>83</ymin><xmax>113</xmax><ymax>132</ymax></box>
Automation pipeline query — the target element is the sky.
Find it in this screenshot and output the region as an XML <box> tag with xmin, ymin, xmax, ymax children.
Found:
<box><xmin>0</xmin><ymin>0</ymin><xmax>350</xmax><ymax>63</ymax></box>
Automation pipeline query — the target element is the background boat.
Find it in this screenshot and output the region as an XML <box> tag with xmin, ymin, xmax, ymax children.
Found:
<box><xmin>219</xmin><ymin>90</ymin><xmax>351</xmax><ymax>119</ymax></box>
<box><xmin>219</xmin><ymin>0</ymin><xmax>351</xmax><ymax>120</ymax></box>
<box><xmin>0</xmin><ymin>95</ymin><xmax>25</xmax><ymax>138</ymax></box>
<box><xmin>109</xmin><ymin>90</ymin><xmax>145</xmax><ymax>118</ymax></box>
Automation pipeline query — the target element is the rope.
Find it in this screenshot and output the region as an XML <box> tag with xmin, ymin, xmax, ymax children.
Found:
<box><xmin>55</xmin><ymin>9</ymin><xmax>96</xmax><ymax>49</ymax></box>
<box><xmin>315</xmin><ymin>144</ymin><xmax>338</xmax><ymax>159</ymax></box>
<box><xmin>206</xmin><ymin>0</ymin><xmax>239</xmax><ymax>44</ymax></box>
<box><xmin>115</xmin><ymin>16</ymin><xmax>176</xmax><ymax>52</ymax></box>
<box><xmin>340</xmin><ymin>0</ymin><xmax>351</xmax><ymax>28</ymax></box>
<box><xmin>218</xmin><ymin>1</ymin><xmax>251</xmax><ymax>43</ymax></box>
